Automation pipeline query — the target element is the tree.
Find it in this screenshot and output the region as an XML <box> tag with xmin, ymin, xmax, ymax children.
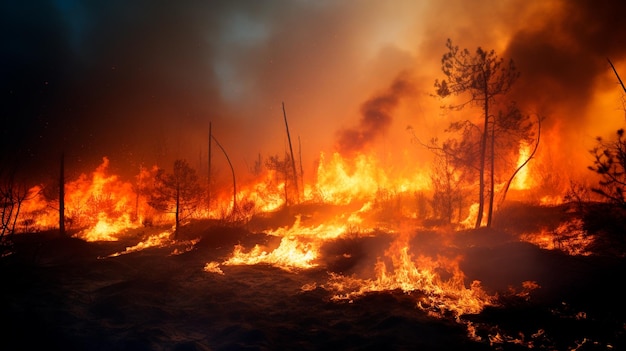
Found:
<box><xmin>59</xmin><ymin>152</ymin><xmax>66</xmax><ymax>236</ymax></box>
<box><xmin>0</xmin><ymin>170</ymin><xmax>29</xmax><ymax>253</ymax></box>
<box><xmin>430</xmin><ymin>151</ymin><xmax>465</xmax><ymax>223</ymax></box>
<box><xmin>265</xmin><ymin>152</ymin><xmax>298</xmax><ymax>206</ymax></box>
<box><xmin>148</xmin><ymin>159</ymin><xmax>202</xmax><ymax>234</ymax></box>
<box><xmin>589</xmin><ymin>129</ymin><xmax>626</xmax><ymax>207</ymax></box>
<box><xmin>282</xmin><ymin>102</ymin><xmax>300</xmax><ymax>203</ymax></box>
<box><xmin>434</xmin><ymin>39</ymin><xmax>520</xmax><ymax>228</ymax></box>
<box><xmin>497</xmin><ymin>109</ymin><xmax>542</xmax><ymax>208</ymax></box>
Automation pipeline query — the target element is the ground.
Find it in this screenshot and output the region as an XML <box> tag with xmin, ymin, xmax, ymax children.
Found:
<box><xmin>1</xmin><ymin>203</ymin><xmax>625</xmax><ymax>350</ymax></box>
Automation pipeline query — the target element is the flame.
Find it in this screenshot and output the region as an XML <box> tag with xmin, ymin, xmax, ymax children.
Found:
<box><xmin>66</xmin><ymin>158</ymin><xmax>149</xmax><ymax>241</ymax></box>
<box><xmin>313</xmin><ymin>152</ymin><xmax>429</xmax><ymax>205</ymax></box>
<box><xmin>511</xmin><ymin>142</ymin><xmax>533</xmax><ymax>190</ymax></box>
<box><xmin>223</xmin><ymin>215</ymin><xmax>359</xmax><ymax>271</ymax></box>
<box><xmin>324</xmin><ymin>233</ymin><xmax>493</xmax><ymax>318</ymax></box>
<box><xmin>106</xmin><ymin>230</ymin><xmax>173</xmax><ymax>257</ymax></box>
<box><xmin>12</xmin><ymin>141</ymin><xmax>598</xmax><ymax>319</ymax></box>
<box><xmin>224</xmin><ymin>238</ymin><xmax>318</xmax><ymax>270</ymax></box>
<box><xmin>18</xmin><ymin>185</ymin><xmax>58</xmax><ymax>230</ymax></box>
<box><xmin>520</xmin><ymin>218</ymin><xmax>594</xmax><ymax>256</ymax></box>
<box><xmin>460</xmin><ymin>203</ymin><xmax>480</xmax><ymax>229</ymax></box>
<box><xmin>77</xmin><ymin>212</ymin><xmax>136</xmax><ymax>241</ymax></box>
<box><xmin>19</xmin><ymin>158</ymin><xmax>165</xmax><ymax>240</ymax></box>
<box><xmin>204</xmin><ymin>261</ymin><xmax>224</xmax><ymax>275</ymax></box>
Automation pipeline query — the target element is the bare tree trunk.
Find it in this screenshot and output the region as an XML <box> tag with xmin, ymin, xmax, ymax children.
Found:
<box><xmin>212</xmin><ymin>134</ymin><xmax>236</xmax><ymax>215</ymax></box>
<box><xmin>208</xmin><ymin>122</ymin><xmax>212</xmax><ymax>213</ymax></box>
<box><xmin>475</xmin><ymin>92</ymin><xmax>489</xmax><ymax>229</ymax></box>
<box><xmin>282</xmin><ymin>102</ymin><xmax>299</xmax><ymax>203</ymax></box>
<box><xmin>59</xmin><ymin>152</ymin><xmax>66</xmax><ymax>236</ymax></box>
<box><xmin>608</xmin><ymin>58</ymin><xmax>626</xmax><ymax>94</ymax></box>
<box><xmin>498</xmin><ymin>115</ymin><xmax>542</xmax><ymax>208</ymax></box>
<box><xmin>487</xmin><ymin>116</ymin><xmax>496</xmax><ymax>228</ymax></box>
<box><xmin>175</xmin><ymin>185</ymin><xmax>180</xmax><ymax>236</ymax></box>
<box><xmin>298</xmin><ymin>135</ymin><xmax>304</xmax><ymax>196</ymax></box>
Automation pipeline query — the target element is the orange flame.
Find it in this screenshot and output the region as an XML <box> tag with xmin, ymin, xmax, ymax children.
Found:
<box><xmin>222</xmin><ymin>215</ymin><xmax>359</xmax><ymax>271</ymax></box>
<box><xmin>520</xmin><ymin>218</ymin><xmax>593</xmax><ymax>256</ymax></box>
<box><xmin>19</xmin><ymin>157</ymin><xmax>164</xmax><ymax>241</ymax></box>
<box><xmin>324</xmin><ymin>233</ymin><xmax>493</xmax><ymax>318</ymax></box>
<box><xmin>313</xmin><ymin>152</ymin><xmax>429</xmax><ymax>205</ymax></box>
<box><xmin>511</xmin><ymin>142</ymin><xmax>533</xmax><ymax>190</ymax></box>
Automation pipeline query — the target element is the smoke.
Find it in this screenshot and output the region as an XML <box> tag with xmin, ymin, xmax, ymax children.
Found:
<box><xmin>335</xmin><ymin>74</ymin><xmax>413</xmax><ymax>155</ymax></box>
<box><xmin>504</xmin><ymin>0</ymin><xmax>626</xmax><ymax>118</ymax></box>
<box><xmin>1</xmin><ymin>0</ymin><xmax>625</xmax><ymax>185</ymax></box>
<box><xmin>0</xmin><ymin>1</ymin><xmax>422</xmax><ymax>178</ymax></box>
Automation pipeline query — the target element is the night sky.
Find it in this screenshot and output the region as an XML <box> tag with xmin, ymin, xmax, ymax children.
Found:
<box><xmin>2</xmin><ymin>0</ymin><xmax>626</xmax><ymax>184</ymax></box>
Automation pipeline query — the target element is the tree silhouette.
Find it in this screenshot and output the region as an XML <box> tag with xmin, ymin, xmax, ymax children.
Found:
<box><xmin>265</xmin><ymin>152</ymin><xmax>298</xmax><ymax>206</ymax></box>
<box><xmin>589</xmin><ymin>129</ymin><xmax>626</xmax><ymax>207</ymax></box>
<box><xmin>148</xmin><ymin>159</ymin><xmax>202</xmax><ymax>234</ymax></box>
<box><xmin>434</xmin><ymin>39</ymin><xmax>519</xmax><ymax>228</ymax></box>
<box><xmin>430</xmin><ymin>151</ymin><xmax>465</xmax><ymax>223</ymax></box>
<box><xmin>0</xmin><ymin>170</ymin><xmax>29</xmax><ymax>244</ymax></box>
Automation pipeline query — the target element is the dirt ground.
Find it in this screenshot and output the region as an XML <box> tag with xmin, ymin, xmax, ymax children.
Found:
<box><xmin>2</xmin><ymin>205</ymin><xmax>625</xmax><ymax>350</ymax></box>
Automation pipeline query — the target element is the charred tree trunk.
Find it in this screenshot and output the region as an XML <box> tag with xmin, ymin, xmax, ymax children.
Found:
<box><xmin>608</xmin><ymin>58</ymin><xmax>626</xmax><ymax>94</ymax></box>
<box><xmin>499</xmin><ymin>115</ymin><xmax>542</xmax><ymax>208</ymax></box>
<box><xmin>208</xmin><ymin>122</ymin><xmax>212</xmax><ymax>213</ymax></box>
<box><xmin>487</xmin><ymin>115</ymin><xmax>496</xmax><ymax>228</ymax></box>
<box><xmin>175</xmin><ymin>184</ymin><xmax>180</xmax><ymax>236</ymax></box>
<box><xmin>475</xmin><ymin>89</ymin><xmax>489</xmax><ymax>229</ymax></box>
<box><xmin>212</xmin><ymin>134</ymin><xmax>236</xmax><ymax>215</ymax></box>
<box><xmin>59</xmin><ymin>152</ymin><xmax>66</xmax><ymax>236</ymax></box>
<box><xmin>282</xmin><ymin>102</ymin><xmax>299</xmax><ymax>204</ymax></box>
<box><xmin>298</xmin><ymin>135</ymin><xmax>304</xmax><ymax>195</ymax></box>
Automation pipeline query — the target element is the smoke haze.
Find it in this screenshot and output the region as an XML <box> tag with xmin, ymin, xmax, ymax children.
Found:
<box><xmin>1</xmin><ymin>0</ymin><xmax>624</xmax><ymax>184</ymax></box>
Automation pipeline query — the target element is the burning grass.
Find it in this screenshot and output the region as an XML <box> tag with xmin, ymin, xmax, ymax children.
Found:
<box><xmin>3</xmin><ymin>207</ymin><xmax>626</xmax><ymax>350</ymax></box>
<box><xmin>5</xmin><ymin>153</ymin><xmax>626</xmax><ymax>349</ymax></box>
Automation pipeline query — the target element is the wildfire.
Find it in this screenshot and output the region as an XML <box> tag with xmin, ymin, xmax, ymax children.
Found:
<box><xmin>217</xmin><ymin>217</ymin><xmax>492</xmax><ymax>318</ymax></box>
<box><xmin>19</xmin><ymin>157</ymin><xmax>154</xmax><ymax>240</ymax></box>
<box><xmin>324</xmin><ymin>233</ymin><xmax>493</xmax><ymax>318</ymax></box>
<box><xmin>105</xmin><ymin>230</ymin><xmax>173</xmax><ymax>257</ymax></box>
<box><xmin>76</xmin><ymin>212</ymin><xmax>137</xmax><ymax>242</ymax></box>
<box><xmin>314</xmin><ymin>152</ymin><xmax>429</xmax><ymax>205</ymax></box>
<box><xmin>222</xmin><ymin>215</ymin><xmax>361</xmax><ymax>271</ymax></box>
<box><xmin>12</xmin><ymin>147</ymin><xmax>594</xmax><ymax>320</ymax></box>
<box><xmin>520</xmin><ymin>218</ymin><xmax>594</xmax><ymax>256</ymax></box>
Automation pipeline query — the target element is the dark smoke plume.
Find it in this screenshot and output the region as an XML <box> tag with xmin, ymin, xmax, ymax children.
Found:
<box><xmin>336</xmin><ymin>74</ymin><xmax>413</xmax><ymax>154</ymax></box>
<box><xmin>504</xmin><ymin>0</ymin><xmax>626</xmax><ymax>119</ymax></box>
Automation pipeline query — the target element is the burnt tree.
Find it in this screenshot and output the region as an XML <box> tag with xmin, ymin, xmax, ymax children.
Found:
<box><xmin>589</xmin><ymin>129</ymin><xmax>626</xmax><ymax>207</ymax></box>
<box><xmin>266</xmin><ymin>152</ymin><xmax>297</xmax><ymax>207</ymax></box>
<box><xmin>434</xmin><ymin>39</ymin><xmax>519</xmax><ymax>228</ymax></box>
<box><xmin>59</xmin><ymin>152</ymin><xmax>66</xmax><ymax>236</ymax></box>
<box><xmin>282</xmin><ymin>102</ymin><xmax>300</xmax><ymax>203</ymax></box>
<box><xmin>149</xmin><ymin>159</ymin><xmax>202</xmax><ymax>234</ymax></box>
